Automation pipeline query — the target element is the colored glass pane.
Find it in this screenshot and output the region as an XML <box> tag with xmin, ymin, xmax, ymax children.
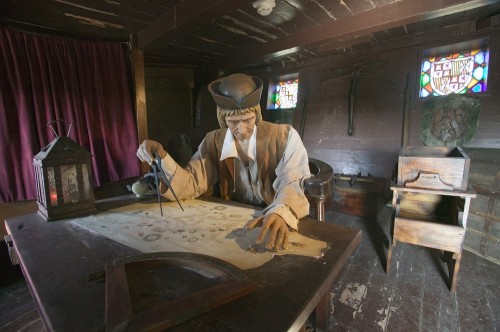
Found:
<box><xmin>275</xmin><ymin>79</ymin><xmax>299</xmax><ymax>109</ymax></box>
<box><xmin>419</xmin><ymin>47</ymin><xmax>489</xmax><ymax>97</ymax></box>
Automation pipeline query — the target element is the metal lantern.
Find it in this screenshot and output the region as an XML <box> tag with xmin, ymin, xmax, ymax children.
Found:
<box><xmin>33</xmin><ymin>120</ymin><xmax>96</xmax><ymax>221</ymax></box>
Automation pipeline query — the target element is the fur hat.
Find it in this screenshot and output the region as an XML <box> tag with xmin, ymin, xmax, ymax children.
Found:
<box><xmin>208</xmin><ymin>73</ymin><xmax>263</xmax><ymax>128</ymax></box>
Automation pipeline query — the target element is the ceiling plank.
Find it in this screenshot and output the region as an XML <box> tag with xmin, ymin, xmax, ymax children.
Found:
<box><xmin>138</xmin><ymin>0</ymin><xmax>254</xmax><ymax>51</ymax></box>
<box><xmin>218</xmin><ymin>0</ymin><xmax>499</xmax><ymax>69</ymax></box>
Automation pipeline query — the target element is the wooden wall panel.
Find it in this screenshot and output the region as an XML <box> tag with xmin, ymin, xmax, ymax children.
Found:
<box><xmin>147</xmin><ymin>89</ymin><xmax>193</xmax><ymax>144</ymax></box>
<box><xmin>144</xmin><ymin>68</ymin><xmax>194</xmax><ymax>148</ymax></box>
<box><xmin>299</xmin><ymin>48</ymin><xmax>411</xmax><ymax>178</ymax></box>
<box><xmin>293</xmin><ymin>29</ymin><xmax>498</xmax><ymax>179</ymax></box>
<box><xmin>143</xmin><ymin>27</ymin><xmax>500</xmax><ymax>181</ymax></box>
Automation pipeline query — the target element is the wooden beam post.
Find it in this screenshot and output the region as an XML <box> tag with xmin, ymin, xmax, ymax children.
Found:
<box><xmin>130</xmin><ymin>34</ymin><xmax>149</xmax><ymax>174</ymax></box>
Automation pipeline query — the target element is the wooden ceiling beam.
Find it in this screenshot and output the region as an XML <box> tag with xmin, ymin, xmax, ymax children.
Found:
<box><xmin>138</xmin><ymin>0</ymin><xmax>254</xmax><ymax>52</ymax></box>
<box><xmin>219</xmin><ymin>0</ymin><xmax>498</xmax><ymax>69</ymax></box>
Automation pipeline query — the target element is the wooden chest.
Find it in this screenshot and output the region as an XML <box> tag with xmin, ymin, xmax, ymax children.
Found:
<box><xmin>329</xmin><ymin>175</ymin><xmax>390</xmax><ymax>218</ymax></box>
<box><xmin>397</xmin><ymin>146</ymin><xmax>470</xmax><ymax>191</ymax></box>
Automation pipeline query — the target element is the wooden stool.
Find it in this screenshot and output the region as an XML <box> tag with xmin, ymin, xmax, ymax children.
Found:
<box><xmin>386</xmin><ymin>181</ymin><xmax>476</xmax><ymax>292</ymax></box>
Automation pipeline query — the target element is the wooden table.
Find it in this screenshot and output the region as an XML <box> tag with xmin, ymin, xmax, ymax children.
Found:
<box><xmin>4</xmin><ymin>195</ymin><xmax>361</xmax><ymax>332</ymax></box>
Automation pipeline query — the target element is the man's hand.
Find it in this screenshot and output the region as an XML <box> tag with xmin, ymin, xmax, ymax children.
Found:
<box><xmin>246</xmin><ymin>213</ymin><xmax>289</xmax><ymax>250</ymax></box>
<box><xmin>136</xmin><ymin>140</ymin><xmax>167</xmax><ymax>165</ymax></box>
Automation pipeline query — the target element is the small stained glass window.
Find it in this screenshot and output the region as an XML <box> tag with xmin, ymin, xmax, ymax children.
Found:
<box><xmin>274</xmin><ymin>79</ymin><xmax>299</xmax><ymax>109</ymax></box>
<box><xmin>420</xmin><ymin>47</ymin><xmax>489</xmax><ymax>97</ymax></box>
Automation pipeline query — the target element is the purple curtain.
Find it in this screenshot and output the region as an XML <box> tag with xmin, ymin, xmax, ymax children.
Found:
<box><xmin>0</xmin><ymin>26</ymin><xmax>140</xmax><ymax>202</ymax></box>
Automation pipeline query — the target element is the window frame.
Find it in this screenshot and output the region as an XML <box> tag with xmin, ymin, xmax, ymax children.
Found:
<box><xmin>418</xmin><ymin>37</ymin><xmax>491</xmax><ymax>99</ymax></box>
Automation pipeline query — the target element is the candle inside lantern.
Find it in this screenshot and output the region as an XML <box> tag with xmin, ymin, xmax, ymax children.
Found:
<box><xmin>50</xmin><ymin>191</ymin><xmax>58</xmax><ymax>205</ymax></box>
<box><xmin>47</xmin><ymin>167</ymin><xmax>58</xmax><ymax>207</ymax></box>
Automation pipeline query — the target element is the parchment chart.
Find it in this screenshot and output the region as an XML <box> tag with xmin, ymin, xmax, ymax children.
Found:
<box><xmin>71</xmin><ymin>199</ymin><xmax>327</xmax><ymax>270</ymax></box>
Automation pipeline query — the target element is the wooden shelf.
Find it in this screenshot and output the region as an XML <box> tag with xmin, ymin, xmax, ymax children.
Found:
<box><xmin>397</xmin><ymin>210</ymin><xmax>452</xmax><ymax>224</ymax></box>
<box><xmin>390</xmin><ymin>184</ymin><xmax>476</xmax><ymax>198</ymax></box>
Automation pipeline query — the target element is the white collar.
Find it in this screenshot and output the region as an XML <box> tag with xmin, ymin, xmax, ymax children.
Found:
<box><xmin>220</xmin><ymin>126</ymin><xmax>257</xmax><ymax>161</ymax></box>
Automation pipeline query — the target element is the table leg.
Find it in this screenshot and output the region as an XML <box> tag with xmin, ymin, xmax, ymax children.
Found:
<box><xmin>386</xmin><ymin>241</ymin><xmax>394</xmax><ymax>273</ymax></box>
<box><xmin>444</xmin><ymin>250</ymin><xmax>462</xmax><ymax>292</ymax></box>
<box><xmin>315</xmin><ymin>291</ymin><xmax>330</xmax><ymax>332</ymax></box>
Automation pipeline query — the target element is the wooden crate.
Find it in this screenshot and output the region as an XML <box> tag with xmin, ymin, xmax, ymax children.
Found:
<box><xmin>397</xmin><ymin>146</ymin><xmax>470</xmax><ymax>191</ymax></box>
<box><xmin>462</xmin><ymin>147</ymin><xmax>500</xmax><ymax>265</ymax></box>
<box><xmin>466</xmin><ymin>211</ymin><xmax>500</xmax><ymax>265</ymax></box>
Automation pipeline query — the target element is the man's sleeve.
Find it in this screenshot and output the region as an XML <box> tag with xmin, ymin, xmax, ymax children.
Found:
<box><xmin>161</xmin><ymin>137</ymin><xmax>219</xmax><ymax>201</ymax></box>
<box><xmin>262</xmin><ymin>128</ymin><xmax>311</xmax><ymax>230</ymax></box>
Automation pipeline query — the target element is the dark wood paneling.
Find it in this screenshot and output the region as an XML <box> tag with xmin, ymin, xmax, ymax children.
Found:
<box><xmin>304</xmin><ymin>148</ymin><xmax>398</xmax><ymax>178</ymax></box>
<box><xmin>147</xmin><ymin>89</ymin><xmax>193</xmax><ymax>146</ymax></box>
<box><xmin>297</xmin><ymin>46</ymin><xmax>411</xmax><ymax>177</ymax></box>
<box><xmin>145</xmin><ymin>68</ymin><xmax>194</xmax><ymax>148</ymax></box>
<box><xmin>3</xmin><ymin>0</ymin><xmax>499</xmax><ymax>69</ymax></box>
<box><xmin>290</xmin><ymin>28</ymin><xmax>498</xmax><ymax>179</ymax></box>
<box><xmin>142</xmin><ymin>24</ymin><xmax>500</xmax><ymax>181</ymax></box>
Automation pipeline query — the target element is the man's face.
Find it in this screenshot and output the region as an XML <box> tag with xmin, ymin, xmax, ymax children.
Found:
<box><xmin>225</xmin><ymin>113</ymin><xmax>256</xmax><ymax>141</ymax></box>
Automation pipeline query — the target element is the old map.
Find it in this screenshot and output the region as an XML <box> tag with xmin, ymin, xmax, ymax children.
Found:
<box><xmin>72</xmin><ymin>198</ymin><xmax>327</xmax><ymax>270</ymax></box>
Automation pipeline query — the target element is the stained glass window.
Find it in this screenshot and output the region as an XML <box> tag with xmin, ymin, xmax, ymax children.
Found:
<box><xmin>273</xmin><ymin>79</ymin><xmax>299</xmax><ymax>109</ymax></box>
<box><xmin>420</xmin><ymin>48</ymin><xmax>489</xmax><ymax>97</ymax></box>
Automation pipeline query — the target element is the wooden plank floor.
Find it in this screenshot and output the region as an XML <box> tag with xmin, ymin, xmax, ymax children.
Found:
<box><xmin>327</xmin><ymin>205</ymin><xmax>500</xmax><ymax>332</ymax></box>
<box><xmin>0</xmin><ymin>242</ymin><xmax>44</xmax><ymax>332</ymax></box>
<box><xmin>1</xmin><ymin>205</ymin><xmax>499</xmax><ymax>331</ymax></box>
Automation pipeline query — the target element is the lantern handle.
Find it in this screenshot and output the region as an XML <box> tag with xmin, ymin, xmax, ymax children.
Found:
<box><xmin>47</xmin><ymin>119</ymin><xmax>73</xmax><ymax>138</ymax></box>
